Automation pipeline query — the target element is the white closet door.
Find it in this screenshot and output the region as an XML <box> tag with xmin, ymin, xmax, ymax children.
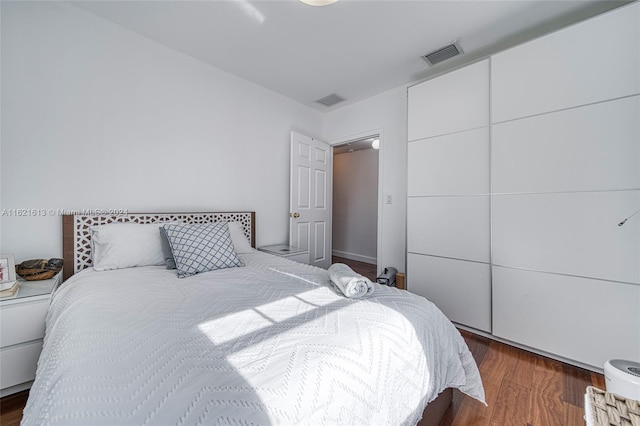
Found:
<box><xmin>492</xmin><ymin>191</ymin><xmax>640</xmax><ymax>284</ymax></box>
<box><xmin>408</xmin><ymin>59</ymin><xmax>489</xmax><ymax>141</ymax></box>
<box><xmin>492</xmin><ymin>2</ymin><xmax>640</xmax><ymax>123</ymax></box>
<box><xmin>407</xmin><ymin>196</ymin><xmax>490</xmax><ymax>263</ymax></box>
<box><xmin>493</xmin><ymin>96</ymin><xmax>640</xmax><ymax>194</ymax></box>
<box><xmin>493</xmin><ymin>266</ymin><xmax>640</xmax><ymax>368</ymax></box>
<box><xmin>408</xmin><ymin>254</ymin><xmax>491</xmax><ymax>332</ymax></box>
<box><xmin>408</xmin><ymin>127</ymin><xmax>490</xmax><ymax>196</ymax></box>
<box><xmin>407</xmin><ymin>56</ymin><xmax>490</xmax><ymax>333</ymax></box>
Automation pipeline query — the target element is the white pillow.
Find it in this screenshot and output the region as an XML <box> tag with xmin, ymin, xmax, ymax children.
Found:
<box><xmin>90</xmin><ymin>223</ymin><xmax>166</xmax><ymax>271</ymax></box>
<box><xmin>227</xmin><ymin>221</ymin><xmax>254</xmax><ymax>253</ymax></box>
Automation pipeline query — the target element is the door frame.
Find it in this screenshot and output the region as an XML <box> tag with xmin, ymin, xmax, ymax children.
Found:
<box><xmin>328</xmin><ymin>128</ymin><xmax>383</xmax><ymax>275</ymax></box>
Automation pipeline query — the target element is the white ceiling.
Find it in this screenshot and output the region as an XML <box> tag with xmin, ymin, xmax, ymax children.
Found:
<box><xmin>72</xmin><ymin>0</ymin><xmax>630</xmax><ymax>111</ymax></box>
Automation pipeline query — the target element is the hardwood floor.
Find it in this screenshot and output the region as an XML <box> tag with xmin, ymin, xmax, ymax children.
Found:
<box><xmin>0</xmin><ymin>389</ymin><xmax>29</xmax><ymax>426</ymax></box>
<box><xmin>0</xmin><ymin>330</ymin><xmax>604</xmax><ymax>426</ymax></box>
<box><xmin>439</xmin><ymin>329</ymin><xmax>604</xmax><ymax>425</ymax></box>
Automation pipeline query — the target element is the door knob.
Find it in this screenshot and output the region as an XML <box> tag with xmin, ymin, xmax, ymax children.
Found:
<box><xmin>290</xmin><ymin>212</ymin><xmax>300</xmax><ymax>218</ymax></box>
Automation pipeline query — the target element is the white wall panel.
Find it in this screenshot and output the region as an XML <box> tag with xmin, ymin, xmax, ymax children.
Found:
<box><xmin>493</xmin><ymin>96</ymin><xmax>640</xmax><ymax>194</ymax></box>
<box><xmin>408</xmin><ymin>59</ymin><xmax>489</xmax><ymax>141</ymax></box>
<box><xmin>408</xmin><ymin>128</ymin><xmax>490</xmax><ymax>196</ymax></box>
<box><xmin>492</xmin><ymin>2</ymin><xmax>640</xmax><ymax>123</ymax></box>
<box><xmin>408</xmin><ymin>254</ymin><xmax>491</xmax><ymax>332</ymax></box>
<box><xmin>408</xmin><ymin>196</ymin><xmax>490</xmax><ymax>262</ymax></box>
<box><xmin>493</xmin><ymin>191</ymin><xmax>640</xmax><ymax>284</ymax></box>
<box><xmin>325</xmin><ymin>87</ymin><xmax>407</xmax><ymax>278</ymax></box>
<box><xmin>493</xmin><ymin>266</ymin><xmax>640</xmax><ymax>368</ymax></box>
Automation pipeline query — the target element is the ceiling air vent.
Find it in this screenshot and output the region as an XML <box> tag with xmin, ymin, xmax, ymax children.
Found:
<box><xmin>422</xmin><ymin>41</ymin><xmax>463</xmax><ymax>66</ymax></box>
<box><xmin>315</xmin><ymin>93</ymin><xmax>346</xmax><ymax>107</ymax></box>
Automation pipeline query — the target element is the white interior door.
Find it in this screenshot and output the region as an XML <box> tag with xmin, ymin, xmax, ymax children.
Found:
<box><xmin>290</xmin><ymin>131</ymin><xmax>332</xmax><ymax>269</ymax></box>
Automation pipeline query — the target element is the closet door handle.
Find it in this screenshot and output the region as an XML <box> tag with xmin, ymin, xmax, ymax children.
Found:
<box><xmin>289</xmin><ymin>212</ymin><xmax>300</xmax><ymax>218</ymax></box>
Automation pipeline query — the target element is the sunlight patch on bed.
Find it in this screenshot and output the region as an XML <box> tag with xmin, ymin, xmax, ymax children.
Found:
<box><xmin>197</xmin><ymin>290</ymin><xmax>325</xmax><ymax>345</ymax></box>
<box><xmin>267</xmin><ymin>267</ymin><xmax>324</xmax><ymax>287</ymax></box>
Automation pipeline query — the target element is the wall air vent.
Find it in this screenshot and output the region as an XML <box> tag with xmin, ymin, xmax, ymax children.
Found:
<box><xmin>315</xmin><ymin>93</ymin><xmax>346</xmax><ymax>107</ymax></box>
<box><xmin>422</xmin><ymin>41</ymin><xmax>463</xmax><ymax>66</ymax></box>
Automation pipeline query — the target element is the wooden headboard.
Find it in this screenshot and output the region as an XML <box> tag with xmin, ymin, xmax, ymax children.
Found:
<box><xmin>62</xmin><ymin>212</ymin><xmax>256</xmax><ymax>281</ymax></box>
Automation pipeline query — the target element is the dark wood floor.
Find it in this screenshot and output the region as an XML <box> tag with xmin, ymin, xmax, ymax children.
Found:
<box><xmin>440</xmin><ymin>329</ymin><xmax>604</xmax><ymax>425</ymax></box>
<box><xmin>0</xmin><ymin>330</ymin><xmax>604</xmax><ymax>426</ymax></box>
<box><xmin>0</xmin><ymin>390</ymin><xmax>28</xmax><ymax>426</ymax></box>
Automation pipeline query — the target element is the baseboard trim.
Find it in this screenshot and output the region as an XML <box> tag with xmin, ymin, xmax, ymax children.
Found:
<box><xmin>332</xmin><ymin>250</ymin><xmax>376</xmax><ymax>265</ymax></box>
<box><xmin>0</xmin><ymin>381</ymin><xmax>32</xmax><ymax>398</ymax></box>
<box><xmin>455</xmin><ymin>323</ymin><xmax>604</xmax><ymax>374</ymax></box>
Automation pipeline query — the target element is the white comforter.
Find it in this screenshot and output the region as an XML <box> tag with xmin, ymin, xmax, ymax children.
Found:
<box><xmin>23</xmin><ymin>251</ymin><xmax>484</xmax><ymax>426</ymax></box>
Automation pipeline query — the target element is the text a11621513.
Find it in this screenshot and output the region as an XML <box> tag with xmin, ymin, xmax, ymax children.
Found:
<box><xmin>1</xmin><ymin>208</ymin><xmax>129</xmax><ymax>217</ymax></box>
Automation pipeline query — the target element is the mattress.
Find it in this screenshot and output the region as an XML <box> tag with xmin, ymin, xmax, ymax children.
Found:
<box><xmin>22</xmin><ymin>251</ymin><xmax>484</xmax><ymax>425</ymax></box>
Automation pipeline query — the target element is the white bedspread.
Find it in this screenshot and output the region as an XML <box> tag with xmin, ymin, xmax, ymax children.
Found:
<box><xmin>23</xmin><ymin>251</ymin><xmax>484</xmax><ymax>426</ymax></box>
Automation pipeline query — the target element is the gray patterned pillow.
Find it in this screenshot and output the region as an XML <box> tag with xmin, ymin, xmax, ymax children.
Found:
<box><xmin>162</xmin><ymin>222</ymin><xmax>244</xmax><ymax>278</ymax></box>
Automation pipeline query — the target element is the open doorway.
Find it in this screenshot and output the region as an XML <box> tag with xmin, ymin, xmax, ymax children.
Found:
<box><xmin>332</xmin><ymin>136</ymin><xmax>379</xmax><ymax>281</ymax></box>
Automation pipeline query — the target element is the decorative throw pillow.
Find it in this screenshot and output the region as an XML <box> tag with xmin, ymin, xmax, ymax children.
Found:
<box><xmin>227</xmin><ymin>221</ymin><xmax>254</xmax><ymax>253</ymax></box>
<box><xmin>162</xmin><ymin>222</ymin><xmax>244</xmax><ymax>278</ymax></box>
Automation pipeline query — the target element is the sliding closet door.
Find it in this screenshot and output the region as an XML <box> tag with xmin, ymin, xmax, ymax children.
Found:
<box><xmin>405</xmin><ymin>1</ymin><xmax>639</xmax><ymax>370</ymax></box>
<box><xmin>407</xmin><ymin>60</ymin><xmax>491</xmax><ymax>333</ymax></box>
<box><xmin>491</xmin><ymin>2</ymin><xmax>640</xmax><ymax>368</ymax></box>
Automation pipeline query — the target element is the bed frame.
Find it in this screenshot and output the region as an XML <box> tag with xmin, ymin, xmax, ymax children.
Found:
<box><xmin>419</xmin><ymin>388</ymin><xmax>453</xmax><ymax>426</ymax></box>
<box><xmin>60</xmin><ymin>210</ymin><xmax>453</xmax><ymax>423</ymax></box>
<box><xmin>62</xmin><ymin>211</ymin><xmax>255</xmax><ymax>281</ymax></box>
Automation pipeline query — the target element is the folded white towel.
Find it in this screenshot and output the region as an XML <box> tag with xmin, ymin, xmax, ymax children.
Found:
<box><xmin>328</xmin><ymin>263</ymin><xmax>375</xmax><ymax>299</ymax></box>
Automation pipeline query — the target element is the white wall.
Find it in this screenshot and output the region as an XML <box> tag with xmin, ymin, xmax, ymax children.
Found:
<box><xmin>324</xmin><ymin>87</ymin><xmax>407</xmax><ymax>274</ymax></box>
<box><xmin>333</xmin><ymin>148</ymin><xmax>378</xmax><ymax>264</ymax></box>
<box><xmin>0</xmin><ymin>2</ymin><xmax>323</xmax><ymax>260</ymax></box>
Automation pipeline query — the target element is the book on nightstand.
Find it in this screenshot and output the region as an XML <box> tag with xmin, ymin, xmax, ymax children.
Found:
<box><xmin>0</xmin><ymin>280</ymin><xmax>20</xmax><ymax>297</ymax></box>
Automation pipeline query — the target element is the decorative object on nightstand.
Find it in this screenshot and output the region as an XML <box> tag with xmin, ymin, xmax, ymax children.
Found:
<box><xmin>0</xmin><ymin>281</ymin><xmax>20</xmax><ymax>298</ymax></box>
<box><xmin>0</xmin><ymin>254</ymin><xmax>17</xmax><ymax>294</ymax></box>
<box><xmin>258</xmin><ymin>244</ymin><xmax>309</xmax><ymax>264</ymax></box>
<box><xmin>0</xmin><ymin>270</ymin><xmax>62</xmax><ymax>397</ymax></box>
<box><xmin>15</xmin><ymin>258</ymin><xmax>63</xmax><ymax>281</ymax></box>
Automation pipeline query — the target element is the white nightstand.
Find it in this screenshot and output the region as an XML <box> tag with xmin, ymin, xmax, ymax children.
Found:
<box><xmin>0</xmin><ymin>271</ymin><xmax>62</xmax><ymax>397</ymax></box>
<box><xmin>258</xmin><ymin>244</ymin><xmax>309</xmax><ymax>264</ymax></box>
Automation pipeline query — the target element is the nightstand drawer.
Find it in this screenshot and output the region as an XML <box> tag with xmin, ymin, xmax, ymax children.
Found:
<box><xmin>0</xmin><ymin>341</ymin><xmax>43</xmax><ymax>389</ymax></box>
<box><xmin>0</xmin><ymin>298</ymin><xmax>49</xmax><ymax>347</ymax></box>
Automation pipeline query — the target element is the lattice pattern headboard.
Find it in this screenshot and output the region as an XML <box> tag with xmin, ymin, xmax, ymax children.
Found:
<box><xmin>62</xmin><ymin>212</ymin><xmax>255</xmax><ymax>281</ymax></box>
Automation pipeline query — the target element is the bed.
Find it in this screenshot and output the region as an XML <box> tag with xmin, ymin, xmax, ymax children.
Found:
<box><xmin>22</xmin><ymin>212</ymin><xmax>485</xmax><ymax>425</ymax></box>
